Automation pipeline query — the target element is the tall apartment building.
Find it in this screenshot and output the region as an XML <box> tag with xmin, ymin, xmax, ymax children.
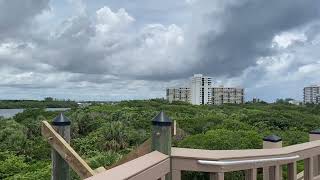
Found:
<box><xmin>212</xmin><ymin>86</ymin><xmax>244</xmax><ymax>105</ymax></box>
<box><xmin>166</xmin><ymin>88</ymin><xmax>191</xmax><ymax>103</ymax></box>
<box><xmin>304</xmin><ymin>85</ymin><xmax>320</xmax><ymax>104</ymax></box>
<box><xmin>166</xmin><ymin>74</ymin><xmax>244</xmax><ymax>105</ymax></box>
<box><xmin>191</xmin><ymin>74</ymin><xmax>212</xmax><ymax>105</ymax></box>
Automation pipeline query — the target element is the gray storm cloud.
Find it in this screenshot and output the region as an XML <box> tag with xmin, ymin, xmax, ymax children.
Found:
<box><xmin>0</xmin><ymin>0</ymin><xmax>320</xmax><ymax>101</ymax></box>
<box><xmin>0</xmin><ymin>0</ymin><xmax>50</xmax><ymax>40</ymax></box>
<box><xmin>192</xmin><ymin>0</ymin><xmax>320</xmax><ymax>77</ymax></box>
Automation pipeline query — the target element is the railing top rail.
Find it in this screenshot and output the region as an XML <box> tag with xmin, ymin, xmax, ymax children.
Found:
<box><xmin>197</xmin><ymin>155</ymin><xmax>300</xmax><ymax>166</ymax></box>
<box><xmin>85</xmin><ymin>151</ymin><xmax>169</xmax><ymax>180</ymax></box>
<box><xmin>171</xmin><ymin>140</ymin><xmax>320</xmax><ymax>161</ymax></box>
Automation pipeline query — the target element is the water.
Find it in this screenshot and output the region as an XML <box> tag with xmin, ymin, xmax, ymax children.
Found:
<box><xmin>0</xmin><ymin>109</ymin><xmax>24</xmax><ymax>118</ymax></box>
<box><xmin>0</xmin><ymin>108</ymin><xmax>71</xmax><ymax>119</ymax></box>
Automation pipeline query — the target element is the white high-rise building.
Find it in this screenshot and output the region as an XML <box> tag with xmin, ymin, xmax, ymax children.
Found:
<box><xmin>191</xmin><ymin>74</ymin><xmax>212</xmax><ymax>105</ymax></box>
<box><xmin>304</xmin><ymin>85</ymin><xmax>320</xmax><ymax>104</ymax></box>
<box><xmin>166</xmin><ymin>74</ymin><xmax>244</xmax><ymax>105</ymax></box>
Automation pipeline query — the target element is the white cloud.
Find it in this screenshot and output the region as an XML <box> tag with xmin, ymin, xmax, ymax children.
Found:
<box><xmin>272</xmin><ymin>32</ymin><xmax>307</xmax><ymax>48</ymax></box>
<box><xmin>185</xmin><ymin>0</ymin><xmax>198</xmax><ymax>5</ymax></box>
<box><xmin>67</xmin><ymin>0</ymin><xmax>87</xmax><ymax>15</ymax></box>
<box><xmin>0</xmin><ymin>0</ymin><xmax>320</xmax><ymax>102</ymax></box>
<box><xmin>95</xmin><ymin>6</ymin><xmax>135</xmax><ymax>33</ymax></box>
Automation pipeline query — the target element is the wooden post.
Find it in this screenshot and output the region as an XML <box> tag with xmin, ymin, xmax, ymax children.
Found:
<box><xmin>52</xmin><ymin>113</ymin><xmax>71</xmax><ymax>180</ymax></box>
<box><xmin>210</xmin><ymin>172</ymin><xmax>224</xmax><ymax>180</ymax></box>
<box><xmin>263</xmin><ymin>135</ymin><xmax>282</xmax><ymax>180</ymax></box>
<box><xmin>152</xmin><ymin>111</ymin><xmax>172</xmax><ymax>180</ymax></box>
<box><xmin>287</xmin><ymin>162</ymin><xmax>297</xmax><ymax>180</ymax></box>
<box><xmin>309</xmin><ymin>129</ymin><xmax>320</xmax><ymax>176</ymax></box>
<box><xmin>304</xmin><ymin>157</ymin><xmax>314</xmax><ymax>180</ymax></box>
<box><xmin>245</xmin><ymin>168</ymin><xmax>257</xmax><ymax>180</ymax></box>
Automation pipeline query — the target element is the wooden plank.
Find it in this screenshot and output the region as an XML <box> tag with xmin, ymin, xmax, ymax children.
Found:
<box><xmin>85</xmin><ymin>151</ymin><xmax>169</xmax><ymax>180</ymax></box>
<box><xmin>314</xmin><ymin>175</ymin><xmax>320</xmax><ymax>180</ymax></box>
<box><xmin>314</xmin><ymin>155</ymin><xmax>320</xmax><ymax>176</ymax></box>
<box><xmin>129</xmin><ymin>158</ymin><xmax>170</xmax><ymax>180</ymax></box>
<box><xmin>304</xmin><ymin>157</ymin><xmax>314</xmax><ymax>180</ymax></box>
<box><xmin>287</xmin><ymin>162</ymin><xmax>297</xmax><ymax>180</ymax></box>
<box><xmin>210</xmin><ymin>172</ymin><xmax>224</xmax><ymax>180</ymax></box>
<box><xmin>172</xmin><ymin>170</ymin><xmax>181</xmax><ymax>180</ymax></box>
<box><xmin>41</xmin><ymin>121</ymin><xmax>95</xmax><ymax>179</ymax></box>
<box><xmin>263</xmin><ymin>167</ymin><xmax>269</xmax><ymax>180</ymax></box>
<box><xmin>268</xmin><ymin>165</ymin><xmax>281</xmax><ymax>180</ymax></box>
<box><xmin>245</xmin><ymin>169</ymin><xmax>257</xmax><ymax>180</ymax></box>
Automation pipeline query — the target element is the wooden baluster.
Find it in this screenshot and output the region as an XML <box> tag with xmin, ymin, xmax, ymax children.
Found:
<box><xmin>287</xmin><ymin>162</ymin><xmax>297</xmax><ymax>180</ymax></box>
<box><xmin>263</xmin><ymin>135</ymin><xmax>283</xmax><ymax>180</ymax></box>
<box><xmin>172</xmin><ymin>170</ymin><xmax>181</xmax><ymax>180</ymax></box>
<box><xmin>245</xmin><ymin>169</ymin><xmax>257</xmax><ymax>180</ymax></box>
<box><xmin>310</xmin><ymin>129</ymin><xmax>320</xmax><ymax>176</ymax></box>
<box><xmin>210</xmin><ymin>172</ymin><xmax>224</xmax><ymax>180</ymax></box>
<box><xmin>304</xmin><ymin>157</ymin><xmax>314</xmax><ymax>180</ymax></box>
<box><xmin>270</xmin><ymin>166</ymin><xmax>281</xmax><ymax>180</ymax></box>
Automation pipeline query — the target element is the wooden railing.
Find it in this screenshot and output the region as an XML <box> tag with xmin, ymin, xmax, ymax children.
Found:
<box><xmin>42</xmin><ymin>112</ymin><xmax>320</xmax><ymax>180</ymax></box>
<box><xmin>171</xmin><ymin>142</ymin><xmax>320</xmax><ymax>180</ymax></box>
<box><xmin>85</xmin><ymin>151</ymin><xmax>170</xmax><ymax>180</ymax></box>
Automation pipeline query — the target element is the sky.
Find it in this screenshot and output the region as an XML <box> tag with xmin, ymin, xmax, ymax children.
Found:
<box><xmin>0</xmin><ymin>0</ymin><xmax>320</xmax><ymax>102</ymax></box>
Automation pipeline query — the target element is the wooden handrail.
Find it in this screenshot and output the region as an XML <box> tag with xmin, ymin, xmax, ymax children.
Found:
<box><xmin>197</xmin><ymin>155</ymin><xmax>300</xmax><ymax>166</ymax></box>
<box><xmin>170</xmin><ymin>141</ymin><xmax>320</xmax><ymax>173</ymax></box>
<box><xmin>171</xmin><ymin>140</ymin><xmax>320</xmax><ymax>161</ymax></box>
<box><xmin>85</xmin><ymin>151</ymin><xmax>170</xmax><ymax>180</ymax></box>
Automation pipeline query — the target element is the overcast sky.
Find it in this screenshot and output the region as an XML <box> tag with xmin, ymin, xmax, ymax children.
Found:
<box><xmin>0</xmin><ymin>0</ymin><xmax>320</xmax><ymax>102</ymax></box>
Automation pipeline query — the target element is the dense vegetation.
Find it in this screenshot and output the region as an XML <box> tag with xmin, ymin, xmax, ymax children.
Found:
<box><xmin>0</xmin><ymin>98</ymin><xmax>78</xmax><ymax>109</ymax></box>
<box><xmin>1</xmin><ymin>99</ymin><xmax>320</xmax><ymax>179</ymax></box>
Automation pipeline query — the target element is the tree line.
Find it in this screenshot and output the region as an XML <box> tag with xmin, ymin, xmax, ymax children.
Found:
<box><xmin>1</xmin><ymin>99</ymin><xmax>320</xmax><ymax>179</ymax></box>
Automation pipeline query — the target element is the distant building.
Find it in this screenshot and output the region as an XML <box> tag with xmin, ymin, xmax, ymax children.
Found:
<box><xmin>288</xmin><ymin>100</ymin><xmax>301</xmax><ymax>106</ymax></box>
<box><xmin>304</xmin><ymin>85</ymin><xmax>320</xmax><ymax>104</ymax></box>
<box><xmin>191</xmin><ymin>74</ymin><xmax>212</xmax><ymax>105</ymax></box>
<box><xmin>166</xmin><ymin>74</ymin><xmax>244</xmax><ymax>105</ymax></box>
<box><xmin>166</xmin><ymin>88</ymin><xmax>191</xmax><ymax>103</ymax></box>
<box><xmin>252</xmin><ymin>97</ymin><xmax>261</xmax><ymax>103</ymax></box>
<box><xmin>212</xmin><ymin>86</ymin><xmax>244</xmax><ymax>105</ymax></box>
<box><xmin>77</xmin><ymin>102</ymin><xmax>92</xmax><ymax>108</ymax></box>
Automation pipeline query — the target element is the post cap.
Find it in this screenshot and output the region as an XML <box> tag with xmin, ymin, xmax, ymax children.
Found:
<box><xmin>52</xmin><ymin>113</ymin><xmax>71</xmax><ymax>126</ymax></box>
<box><xmin>263</xmin><ymin>135</ymin><xmax>282</xmax><ymax>143</ymax></box>
<box><xmin>310</xmin><ymin>129</ymin><xmax>320</xmax><ymax>135</ymax></box>
<box><xmin>152</xmin><ymin>111</ymin><xmax>172</xmax><ymax>126</ymax></box>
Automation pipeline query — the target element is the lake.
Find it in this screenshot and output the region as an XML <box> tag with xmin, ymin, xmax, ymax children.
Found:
<box><xmin>0</xmin><ymin>108</ymin><xmax>71</xmax><ymax>119</ymax></box>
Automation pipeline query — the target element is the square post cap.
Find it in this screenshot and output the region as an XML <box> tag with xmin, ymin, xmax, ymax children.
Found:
<box><xmin>152</xmin><ymin>111</ymin><xmax>172</xmax><ymax>126</ymax></box>
<box><xmin>52</xmin><ymin>113</ymin><xmax>71</xmax><ymax>126</ymax></box>
<box><xmin>310</xmin><ymin>129</ymin><xmax>320</xmax><ymax>135</ymax></box>
<box><xmin>263</xmin><ymin>135</ymin><xmax>282</xmax><ymax>143</ymax></box>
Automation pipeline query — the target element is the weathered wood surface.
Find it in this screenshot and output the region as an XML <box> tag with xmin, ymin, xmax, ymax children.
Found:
<box><xmin>171</xmin><ymin>140</ymin><xmax>320</xmax><ymax>173</ymax></box>
<box><xmin>85</xmin><ymin>151</ymin><xmax>170</xmax><ymax>180</ymax></box>
<box><xmin>41</xmin><ymin>121</ymin><xmax>96</xmax><ymax>179</ymax></box>
<box><xmin>171</xmin><ymin>140</ymin><xmax>320</xmax><ymax>161</ymax></box>
<box><xmin>288</xmin><ymin>162</ymin><xmax>297</xmax><ymax>180</ymax></box>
